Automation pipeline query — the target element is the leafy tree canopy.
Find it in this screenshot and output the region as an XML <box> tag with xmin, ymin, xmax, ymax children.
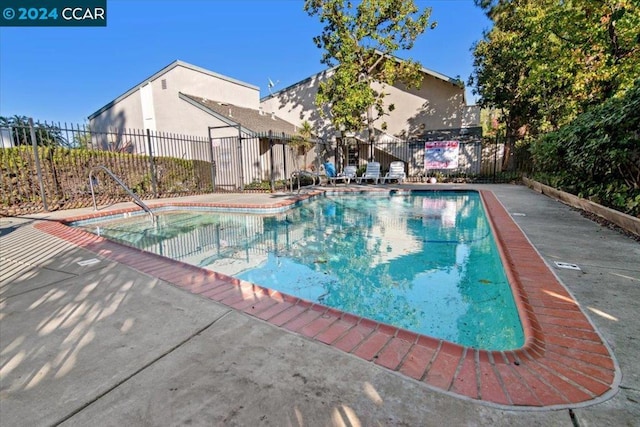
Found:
<box><xmin>290</xmin><ymin>120</ymin><xmax>315</xmax><ymax>168</ymax></box>
<box><xmin>471</xmin><ymin>0</ymin><xmax>640</xmax><ymax>140</ymax></box>
<box><xmin>531</xmin><ymin>78</ymin><xmax>640</xmax><ymax>216</ymax></box>
<box><xmin>305</xmin><ymin>0</ymin><xmax>436</xmax><ymax>141</ymax></box>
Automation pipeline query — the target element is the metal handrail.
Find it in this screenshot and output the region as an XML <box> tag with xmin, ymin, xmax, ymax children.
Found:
<box><xmin>89</xmin><ymin>166</ymin><xmax>155</xmax><ymax>222</ymax></box>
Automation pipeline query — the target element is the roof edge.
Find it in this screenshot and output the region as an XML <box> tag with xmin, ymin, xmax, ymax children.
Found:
<box><xmin>178</xmin><ymin>92</ymin><xmax>256</xmax><ymax>136</ymax></box>
<box><xmin>260</xmin><ymin>56</ymin><xmax>462</xmax><ymax>103</ymax></box>
<box><xmin>260</xmin><ymin>67</ymin><xmax>333</xmax><ymax>102</ymax></box>
<box><xmin>88</xmin><ymin>60</ymin><xmax>259</xmax><ymax>120</ymax></box>
<box><xmin>378</xmin><ymin>49</ymin><xmax>463</xmax><ymax>86</ymax></box>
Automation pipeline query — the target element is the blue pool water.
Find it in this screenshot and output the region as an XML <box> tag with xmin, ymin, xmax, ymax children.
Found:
<box><xmin>74</xmin><ymin>191</ymin><xmax>524</xmax><ymax>350</ymax></box>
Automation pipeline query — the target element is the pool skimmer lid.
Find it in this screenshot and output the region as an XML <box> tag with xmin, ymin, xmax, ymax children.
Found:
<box><xmin>77</xmin><ymin>258</ymin><xmax>101</xmax><ymax>266</ymax></box>
<box><xmin>554</xmin><ymin>261</ymin><xmax>581</xmax><ymax>270</ymax></box>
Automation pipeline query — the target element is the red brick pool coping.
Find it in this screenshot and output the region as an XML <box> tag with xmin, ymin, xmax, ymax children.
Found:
<box><xmin>34</xmin><ymin>189</ymin><xmax>619</xmax><ymax>409</ymax></box>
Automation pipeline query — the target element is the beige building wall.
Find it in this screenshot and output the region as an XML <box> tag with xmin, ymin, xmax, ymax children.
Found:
<box><xmin>462</xmin><ymin>105</ymin><xmax>480</xmax><ymax>128</ymax></box>
<box><xmin>374</xmin><ymin>74</ymin><xmax>466</xmax><ymax>138</ymax></box>
<box><xmin>260</xmin><ymin>68</ymin><xmax>467</xmax><ymax>143</ymax></box>
<box><xmin>152</xmin><ymin>65</ymin><xmax>259</xmax><ymax>138</ymax></box>
<box><xmin>90</xmin><ymin>89</ymin><xmax>144</xmax><ymax>131</ymax></box>
<box><xmin>260</xmin><ymin>70</ymin><xmax>337</xmax><ymax>142</ymax></box>
<box><xmin>89</xmin><ymin>61</ymin><xmax>260</xmax><ymax>139</ymax></box>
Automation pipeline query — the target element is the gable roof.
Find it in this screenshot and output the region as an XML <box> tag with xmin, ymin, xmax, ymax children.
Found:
<box><xmin>88</xmin><ymin>60</ymin><xmax>259</xmax><ymax>120</ymax></box>
<box><xmin>179</xmin><ymin>93</ymin><xmax>299</xmax><ymax>137</ymax></box>
<box><xmin>261</xmin><ymin>55</ymin><xmax>463</xmax><ymax>103</ymax></box>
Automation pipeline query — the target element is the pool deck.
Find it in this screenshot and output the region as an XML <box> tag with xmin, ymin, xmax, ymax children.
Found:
<box><xmin>1</xmin><ymin>184</ymin><xmax>639</xmax><ymax>426</ymax></box>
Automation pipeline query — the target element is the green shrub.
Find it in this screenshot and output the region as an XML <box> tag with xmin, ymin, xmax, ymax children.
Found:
<box><xmin>1</xmin><ymin>146</ymin><xmax>215</xmax><ymax>213</ymax></box>
<box><xmin>531</xmin><ymin>79</ymin><xmax>640</xmax><ymax>217</ymax></box>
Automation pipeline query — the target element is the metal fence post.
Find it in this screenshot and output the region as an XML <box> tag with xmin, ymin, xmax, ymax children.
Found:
<box><xmin>268</xmin><ymin>130</ymin><xmax>275</xmax><ymax>192</ymax></box>
<box><xmin>237</xmin><ymin>124</ymin><xmax>244</xmax><ymax>191</ymax></box>
<box><xmin>207</xmin><ymin>127</ymin><xmax>216</xmax><ymax>192</ymax></box>
<box><xmin>282</xmin><ymin>132</ymin><xmax>288</xmax><ymax>190</ymax></box>
<box><xmin>29</xmin><ymin>118</ymin><xmax>48</xmax><ymax>211</ymax></box>
<box><xmin>146</xmin><ymin>128</ymin><xmax>158</xmax><ymax>196</ymax></box>
<box><xmin>493</xmin><ymin>131</ymin><xmax>499</xmax><ymax>183</ymax></box>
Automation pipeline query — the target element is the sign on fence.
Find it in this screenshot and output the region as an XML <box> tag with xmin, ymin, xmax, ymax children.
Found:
<box><xmin>425</xmin><ymin>141</ymin><xmax>459</xmax><ymax>169</ymax></box>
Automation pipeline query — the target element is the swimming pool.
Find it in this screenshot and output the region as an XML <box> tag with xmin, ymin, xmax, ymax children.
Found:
<box><xmin>73</xmin><ymin>190</ymin><xmax>524</xmax><ymax>350</ymax></box>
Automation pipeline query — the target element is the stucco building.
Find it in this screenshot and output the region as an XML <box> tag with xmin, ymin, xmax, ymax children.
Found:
<box><xmin>88</xmin><ymin>60</ymin><xmax>293</xmax><ymax>139</ymax></box>
<box><xmin>88</xmin><ymin>59</ymin><xmax>481</xmax><ymax>180</ymax></box>
<box><xmin>260</xmin><ymin>64</ymin><xmax>481</xmax><ymax>174</ymax></box>
<box><xmin>88</xmin><ymin>60</ymin><xmax>301</xmax><ymax>189</ymax></box>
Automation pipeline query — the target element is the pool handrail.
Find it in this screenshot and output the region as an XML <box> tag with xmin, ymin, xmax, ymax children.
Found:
<box><xmin>89</xmin><ymin>165</ymin><xmax>155</xmax><ymax>222</ymax></box>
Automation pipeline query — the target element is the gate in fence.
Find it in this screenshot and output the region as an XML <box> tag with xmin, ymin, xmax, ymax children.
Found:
<box><xmin>207</xmin><ymin>126</ymin><xmax>304</xmax><ymax>192</ymax></box>
<box><xmin>1</xmin><ymin>118</ymin><xmax>529</xmax><ymax>215</ymax></box>
<box><xmin>0</xmin><ymin>119</ymin><xmax>307</xmax><ymax>214</ymax></box>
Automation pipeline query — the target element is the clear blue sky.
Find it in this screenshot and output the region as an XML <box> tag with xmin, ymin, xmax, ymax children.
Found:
<box><xmin>0</xmin><ymin>0</ymin><xmax>491</xmax><ymax>125</ymax></box>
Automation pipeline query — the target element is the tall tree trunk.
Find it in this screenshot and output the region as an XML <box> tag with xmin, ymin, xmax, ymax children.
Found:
<box><xmin>502</xmin><ymin>135</ymin><xmax>515</xmax><ymax>172</ymax></box>
<box><xmin>367</xmin><ymin>105</ymin><xmax>375</xmax><ymax>161</ymax></box>
<box><xmin>502</xmin><ymin>118</ymin><xmax>517</xmax><ymax>172</ymax></box>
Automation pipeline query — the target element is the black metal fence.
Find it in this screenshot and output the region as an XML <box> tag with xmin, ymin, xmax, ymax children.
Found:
<box><xmin>208</xmin><ymin>128</ymin><xmax>305</xmax><ymax>192</ymax></box>
<box><xmin>0</xmin><ymin>120</ymin><xmax>306</xmax><ymax>215</ymax></box>
<box><xmin>334</xmin><ymin>130</ymin><xmax>529</xmax><ymax>184</ymax></box>
<box><xmin>1</xmin><ymin>119</ymin><xmax>529</xmax><ymax>216</ymax></box>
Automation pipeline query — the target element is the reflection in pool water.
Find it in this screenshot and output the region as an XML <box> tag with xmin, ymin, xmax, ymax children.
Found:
<box><xmin>76</xmin><ymin>191</ymin><xmax>524</xmax><ymax>350</ymax></box>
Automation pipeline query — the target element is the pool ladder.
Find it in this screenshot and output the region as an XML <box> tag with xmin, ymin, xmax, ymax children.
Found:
<box><xmin>89</xmin><ymin>166</ymin><xmax>155</xmax><ymax>222</ymax></box>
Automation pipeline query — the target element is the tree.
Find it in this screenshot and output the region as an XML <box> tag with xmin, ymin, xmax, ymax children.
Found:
<box><xmin>295</xmin><ymin>120</ymin><xmax>315</xmax><ymax>169</ymax></box>
<box><xmin>470</xmin><ymin>0</ymin><xmax>640</xmax><ymax>169</ymax></box>
<box><xmin>531</xmin><ymin>78</ymin><xmax>640</xmax><ymax>215</ymax></box>
<box><xmin>290</xmin><ymin>120</ymin><xmax>315</xmax><ymax>169</ymax></box>
<box><xmin>290</xmin><ymin>120</ymin><xmax>316</xmax><ymax>188</ymax></box>
<box><xmin>470</xmin><ymin>0</ymin><xmax>536</xmax><ymax>170</ymax></box>
<box><xmin>0</xmin><ymin>115</ymin><xmax>68</xmax><ymax>147</ymax></box>
<box><xmin>304</xmin><ymin>0</ymin><xmax>436</xmax><ymax>158</ymax></box>
<box><xmin>72</xmin><ymin>122</ymin><xmax>94</xmax><ymax>149</ymax></box>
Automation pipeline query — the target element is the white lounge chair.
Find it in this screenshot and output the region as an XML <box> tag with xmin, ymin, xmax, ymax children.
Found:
<box><xmin>356</xmin><ymin>162</ymin><xmax>381</xmax><ymax>184</ymax></box>
<box><xmin>381</xmin><ymin>161</ymin><xmax>406</xmax><ymax>184</ymax></box>
<box><xmin>325</xmin><ymin>162</ymin><xmax>354</xmax><ymax>186</ymax></box>
<box><xmin>343</xmin><ymin>165</ymin><xmax>357</xmax><ymax>180</ymax></box>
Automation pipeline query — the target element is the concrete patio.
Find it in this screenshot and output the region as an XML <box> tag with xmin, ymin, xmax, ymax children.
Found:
<box><xmin>1</xmin><ymin>184</ymin><xmax>638</xmax><ymax>426</ymax></box>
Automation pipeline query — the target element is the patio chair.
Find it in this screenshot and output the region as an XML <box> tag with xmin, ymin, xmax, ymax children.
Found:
<box><xmin>356</xmin><ymin>162</ymin><xmax>381</xmax><ymax>184</ymax></box>
<box><xmin>343</xmin><ymin>165</ymin><xmax>358</xmax><ymax>181</ymax></box>
<box><xmin>324</xmin><ymin>162</ymin><xmax>354</xmax><ymax>186</ymax></box>
<box><xmin>381</xmin><ymin>161</ymin><xmax>407</xmax><ymax>184</ymax></box>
